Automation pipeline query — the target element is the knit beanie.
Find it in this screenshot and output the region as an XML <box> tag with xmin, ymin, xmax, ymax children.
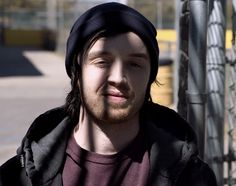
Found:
<box><xmin>65</xmin><ymin>2</ymin><xmax>159</xmax><ymax>83</ymax></box>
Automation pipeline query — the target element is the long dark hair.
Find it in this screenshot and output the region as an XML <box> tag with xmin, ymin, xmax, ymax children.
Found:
<box><xmin>64</xmin><ymin>31</ymin><xmax>104</xmax><ymax>123</ymax></box>
<box><xmin>64</xmin><ymin>59</ymin><xmax>81</xmax><ymax>123</ymax></box>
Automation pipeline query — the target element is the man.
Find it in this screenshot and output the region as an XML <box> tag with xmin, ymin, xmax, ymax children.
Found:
<box><xmin>0</xmin><ymin>2</ymin><xmax>217</xmax><ymax>186</ymax></box>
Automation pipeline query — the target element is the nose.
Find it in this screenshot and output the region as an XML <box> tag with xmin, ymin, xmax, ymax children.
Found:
<box><xmin>107</xmin><ymin>60</ymin><xmax>126</xmax><ymax>85</ymax></box>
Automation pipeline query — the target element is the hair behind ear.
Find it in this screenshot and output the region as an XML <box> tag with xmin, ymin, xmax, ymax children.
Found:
<box><xmin>64</xmin><ymin>59</ymin><xmax>81</xmax><ymax>123</ymax></box>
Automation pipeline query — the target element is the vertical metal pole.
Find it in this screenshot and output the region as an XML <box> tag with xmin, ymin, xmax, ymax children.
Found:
<box><xmin>188</xmin><ymin>0</ymin><xmax>207</xmax><ymax>159</ymax></box>
<box><xmin>177</xmin><ymin>0</ymin><xmax>189</xmax><ymax>119</ymax></box>
<box><xmin>75</xmin><ymin>0</ymin><xmax>80</xmax><ymax>20</ymax></box>
<box><xmin>57</xmin><ymin>0</ymin><xmax>64</xmax><ymax>53</ymax></box>
<box><xmin>156</xmin><ymin>0</ymin><xmax>163</xmax><ymax>29</ymax></box>
<box><xmin>0</xmin><ymin>0</ymin><xmax>5</xmax><ymax>45</ymax></box>
<box><xmin>174</xmin><ymin>0</ymin><xmax>180</xmax><ymax>109</ymax></box>
<box><xmin>206</xmin><ymin>0</ymin><xmax>226</xmax><ymax>185</ymax></box>
<box><xmin>46</xmin><ymin>0</ymin><xmax>57</xmax><ymax>30</ymax></box>
<box><xmin>118</xmin><ymin>0</ymin><xmax>127</xmax><ymax>4</ymax></box>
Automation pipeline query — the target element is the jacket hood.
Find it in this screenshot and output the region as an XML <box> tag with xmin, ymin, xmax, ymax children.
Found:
<box><xmin>17</xmin><ymin>107</ymin><xmax>74</xmax><ymax>185</ymax></box>
<box><xmin>141</xmin><ymin>103</ymin><xmax>198</xmax><ymax>185</ymax></box>
<box><xmin>142</xmin><ymin>102</ymin><xmax>197</xmax><ymax>146</ymax></box>
<box><xmin>17</xmin><ymin>103</ymin><xmax>198</xmax><ymax>185</ymax></box>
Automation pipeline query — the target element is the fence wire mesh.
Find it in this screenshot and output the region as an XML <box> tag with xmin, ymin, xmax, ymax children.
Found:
<box><xmin>2</xmin><ymin>0</ymin><xmax>236</xmax><ymax>184</ymax></box>
<box><xmin>225</xmin><ymin>1</ymin><xmax>236</xmax><ymax>185</ymax></box>
<box><xmin>206</xmin><ymin>1</ymin><xmax>226</xmax><ymax>185</ymax></box>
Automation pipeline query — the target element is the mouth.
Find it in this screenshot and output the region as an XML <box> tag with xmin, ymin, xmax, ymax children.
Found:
<box><xmin>103</xmin><ymin>90</ymin><xmax>129</xmax><ymax>103</ymax></box>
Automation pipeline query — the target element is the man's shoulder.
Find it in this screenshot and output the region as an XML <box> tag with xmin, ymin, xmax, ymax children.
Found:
<box><xmin>176</xmin><ymin>156</ymin><xmax>217</xmax><ymax>186</ymax></box>
<box><xmin>1</xmin><ymin>155</ymin><xmax>18</xmax><ymax>169</ymax></box>
<box><xmin>0</xmin><ymin>155</ymin><xmax>27</xmax><ymax>186</ymax></box>
<box><xmin>143</xmin><ymin>102</ymin><xmax>185</xmax><ymax>122</ymax></box>
<box><xmin>143</xmin><ymin>102</ymin><xmax>197</xmax><ymax>143</ymax></box>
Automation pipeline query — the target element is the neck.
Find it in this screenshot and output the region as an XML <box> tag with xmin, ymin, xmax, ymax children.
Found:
<box><xmin>74</xmin><ymin>106</ymin><xmax>140</xmax><ymax>155</ymax></box>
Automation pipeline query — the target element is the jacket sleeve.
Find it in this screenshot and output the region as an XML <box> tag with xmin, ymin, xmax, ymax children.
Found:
<box><xmin>0</xmin><ymin>156</ymin><xmax>31</xmax><ymax>186</ymax></box>
<box><xmin>176</xmin><ymin>157</ymin><xmax>217</xmax><ymax>186</ymax></box>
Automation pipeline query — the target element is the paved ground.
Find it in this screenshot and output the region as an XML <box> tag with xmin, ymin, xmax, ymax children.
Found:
<box><xmin>0</xmin><ymin>46</ymin><xmax>70</xmax><ymax>165</ymax></box>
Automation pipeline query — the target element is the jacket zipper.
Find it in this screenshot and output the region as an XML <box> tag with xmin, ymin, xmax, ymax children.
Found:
<box><xmin>20</xmin><ymin>154</ymin><xmax>25</xmax><ymax>168</ymax></box>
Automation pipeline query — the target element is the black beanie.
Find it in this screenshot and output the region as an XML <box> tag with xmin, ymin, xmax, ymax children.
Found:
<box><xmin>65</xmin><ymin>2</ymin><xmax>159</xmax><ymax>83</ymax></box>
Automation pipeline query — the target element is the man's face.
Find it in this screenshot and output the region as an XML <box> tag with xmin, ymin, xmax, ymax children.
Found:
<box><xmin>79</xmin><ymin>32</ymin><xmax>151</xmax><ymax>124</ymax></box>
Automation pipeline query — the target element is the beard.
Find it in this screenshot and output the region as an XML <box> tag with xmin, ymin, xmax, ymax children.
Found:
<box><xmin>80</xmin><ymin>86</ymin><xmax>145</xmax><ymax>125</ymax></box>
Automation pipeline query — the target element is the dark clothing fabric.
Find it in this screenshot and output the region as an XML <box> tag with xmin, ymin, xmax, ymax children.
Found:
<box><xmin>0</xmin><ymin>103</ymin><xmax>217</xmax><ymax>186</ymax></box>
<box><xmin>62</xmin><ymin>130</ymin><xmax>149</xmax><ymax>186</ymax></box>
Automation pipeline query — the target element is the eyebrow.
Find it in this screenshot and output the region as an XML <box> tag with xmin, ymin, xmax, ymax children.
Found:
<box><xmin>129</xmin><ymin>53</ymin><xmax>149</xmax><ymax>60</ymax></box>
<box><xmin>87</xmin><ymin>51</ymin><xmax>149</xmax><ymax>61</ymax></box>
<box><xmin>87</xmin><ymin>51</ymin><xmax>111</xmax><ymax>60</ymax></box>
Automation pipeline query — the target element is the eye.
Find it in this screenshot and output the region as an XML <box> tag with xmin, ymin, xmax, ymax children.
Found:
<box><xmin>129</xmin><ymin>61</ymin><xmax>142</xmax><ymax>69</ymax></box>
<box><xmin>93</xmin><ymin>59</ymin><xmax>111</xmax><ymax>68</ymax></box>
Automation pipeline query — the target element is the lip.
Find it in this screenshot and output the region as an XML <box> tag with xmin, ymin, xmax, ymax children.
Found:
<box><xmin>104</xmin><ymin>90</ymin><xmax>128</xmax><ymax>98</ymax></box>
<box><xmin>103</xmin><ymin>90</ymin><xmax>129</xmax><ymax>102</ymax></box>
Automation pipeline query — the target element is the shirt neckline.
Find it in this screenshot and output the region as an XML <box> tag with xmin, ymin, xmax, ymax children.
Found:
<box><xmin>66</xmin><ymin>129</ymin><xmax>146</xmax><ymax>165</ymax></box>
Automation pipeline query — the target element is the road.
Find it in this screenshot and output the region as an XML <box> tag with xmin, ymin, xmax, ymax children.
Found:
<box><xmin>0</xmin><ymin>46</ymin><xmax>70</xmax><ymax>165</ymax></box>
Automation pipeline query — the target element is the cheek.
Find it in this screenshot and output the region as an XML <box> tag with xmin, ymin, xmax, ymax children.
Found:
<box><xmin>81</xmin><ymin>66</ymin><xmax>107</xmax><ymax>90</ymax></box>
<box><xmin>132</xmin><ymin>80</ymin><xmax>149</xmax><ymax>97</ymax></box>
<box><xmin>129</xmin><ymin>70</ymin><xmax>150</xmax><ymax>92</ymax></box>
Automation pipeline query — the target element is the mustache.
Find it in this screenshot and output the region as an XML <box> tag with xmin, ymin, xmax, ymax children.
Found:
<box><xmin>100</xmin><ymin>83</ymin><xmax>131</xmax><ymax>98</ymax></box>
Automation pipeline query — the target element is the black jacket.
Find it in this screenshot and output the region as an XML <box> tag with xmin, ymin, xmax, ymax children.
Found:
<box><xmin>0</xmin><ymin>103</ymin><xmax>217</xmax><ymax>186</ymax></box>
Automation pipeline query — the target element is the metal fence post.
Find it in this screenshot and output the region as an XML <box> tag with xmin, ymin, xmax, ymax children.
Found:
<box><xmin>206</xmin><ymin>0</ymin><xmax>226</xmax><ymax>185</ymax></box>
<box><xmin>188</xmin><ymin>0</ymin><xmax>207</xmax><ymax>159</ymax></box>
<box><xmin>177</xmin><ymin>0</ymin><xmax>189</xmax><ymax>119</ymax></box>
<box><xmin>46</xmin><ymin>0</ymin><xmax>57</xmax><ymax>30</ymax></box>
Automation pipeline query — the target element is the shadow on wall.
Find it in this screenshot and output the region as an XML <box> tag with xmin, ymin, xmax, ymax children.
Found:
<box><xmin>0</xmin><ymin>46</ymin><xmax>43</xmax><ymax>77</ymax></box>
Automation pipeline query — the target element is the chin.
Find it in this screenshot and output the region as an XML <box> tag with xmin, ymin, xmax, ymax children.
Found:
<box><xmin>96</xmin><ymin>108</ymin><xmax>139</xmax><ymax>124</ymax></box>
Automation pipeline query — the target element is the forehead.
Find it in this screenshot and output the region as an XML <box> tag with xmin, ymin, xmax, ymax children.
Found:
<box><xmin>88</xmin><ymin>32</ymin><xmax>149</xmax><ymax>55</ymax></box>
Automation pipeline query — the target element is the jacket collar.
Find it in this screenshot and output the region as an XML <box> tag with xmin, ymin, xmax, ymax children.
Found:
<box><xmin>141</xmin><ymin>103</ymin><xmax>198</xmax><ymax>185</ymax></box>
<box><xmin>17</xmin><ymin>107</ymin><xmax>74</xmax><ymax>185</ymax></box>
<box><xmin>18</xmin><ymin>103</ymin><xmax>198</xmax><ymax>186</ymax></box>
<box><xmin>146</xmin><ymin>120</ymin><xmax>197</xmax><ymax>186</ymax></box>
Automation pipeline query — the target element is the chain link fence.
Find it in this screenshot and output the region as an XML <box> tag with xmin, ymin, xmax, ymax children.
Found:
<box><xmin>56</xmin><ymin>0</ymin><xmax>176</xmax><ymax>54</ymax></box>
<box><xmin>5</xmin><ymin>0</ymin><xmax>236</xmax><ymax>184</ymax></box>
<box><xmin>0</xmin><ymin>0</ymin><xmax>176</xmax><ymax>52</ymax></box>
<box><xmin>1</xmin><ymin>0</ymin><xmax>47</xmax><ymax>29</ymax></box>
<box><xmin>224</xmin><ymin>1</ymin><xmax>236</xmax><ymax>185</ymax></box>
<box><xmin>177</xmin><ymin>0</ymin><xmax>236</xmax><ymax>185</ymax></box>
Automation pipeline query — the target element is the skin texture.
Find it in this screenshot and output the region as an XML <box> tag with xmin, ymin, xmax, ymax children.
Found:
<box><xmin>74</xmin><ymin>32</ymin><xmax>151</xmax><ymax>154</ymax></box>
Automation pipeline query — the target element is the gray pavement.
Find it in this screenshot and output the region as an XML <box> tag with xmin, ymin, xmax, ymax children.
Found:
<box><xmin>0</xmin><ymin>47</ymin><xmax>70</xmax><ymax>165</ymax></box>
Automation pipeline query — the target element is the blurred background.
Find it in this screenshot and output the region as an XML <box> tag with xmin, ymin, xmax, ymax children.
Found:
<box><xmin>0</xmin><ymin>0</ymin><xmax>236</xmax><ymax>185</ymax></box>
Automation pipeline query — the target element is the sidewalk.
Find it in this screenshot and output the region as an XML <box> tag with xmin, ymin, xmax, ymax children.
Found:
<box><xmin>0</xmin><ymin>46</ymin><xmax>70</xmax><ymax>165</ymax></box>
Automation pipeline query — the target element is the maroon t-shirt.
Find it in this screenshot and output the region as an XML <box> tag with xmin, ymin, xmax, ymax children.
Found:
<box><xmin>62</xmin><ymin>130</ymin><xmax>150</xmax><ymax>186</ymax></box>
